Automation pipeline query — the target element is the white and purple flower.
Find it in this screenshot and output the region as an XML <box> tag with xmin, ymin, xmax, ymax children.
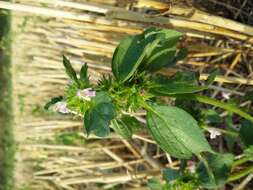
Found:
<box><xmin>54</xmin><ymin>101</ymin><xmax>70</xmax><ymax>114</ymax></box>
<box><xmin>207</xmin><ymin>127</ymin><xmax>221</xmax><ymax>139</ymax></box>
<box><xmin>76</xmin><ymin>88</ymin><xmax>96</xmax><ymax>101</ymax></box>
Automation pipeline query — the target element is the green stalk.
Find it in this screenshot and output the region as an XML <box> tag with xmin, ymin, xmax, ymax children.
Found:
<box><xmin>174</xmin><ymin>94</ymin><xmax>253</xmax><ymax>124</ymax></box>
<box><xmin>197</xmin><ymin>154</ymin><xmax>216</xmax><ymax>189</ymax></box>
<box><xmin>232</xmin><ymin>157</ymin><xmax>251</xmax><ymax>169</ymax></box>
<box><xmin>228</xmin><ymin>165</ymin><xmax>253</xmax><ymax>182</ymax></box>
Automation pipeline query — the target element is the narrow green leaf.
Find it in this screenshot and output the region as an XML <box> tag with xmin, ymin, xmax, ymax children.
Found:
<box><xmin>79</xmin><ymin>63</ymin><xmax>89</xmax><ymax>88</ymax></box>
<box><xmin>152</xmin><ymin>71</ymin><xmax>207</xmax><ymax>95</ymax></box>
<box><xmin>80</xmin><ymin>63</ymin><xmax>88</xmax><ymax>80</ymax></box>
<box><xmin>206</xmin><ymin>70</ymin><xmax>218</xmax><ymax>85</ymax></box>
<box><xmin>44</xmin><ymin>96</ymin><xmax>63</xmax><ymax>110</ymax></box>
<box><xmin>111</xmin><ymin>119</ymin><xmax>132</xmax><ymax>139</ymax></box>
<box><xmin>197</xmin><ymin>153</ymin><xmax>234</xmax><ymax>189</ymax></box>
<box><xmin>146</xmin><ymin>105</ymin><xmax>212</xmax><ymax>159</ymax></box>
<box><xmin>172</xmin><ymin>94</ymin><xmax>253</xmax><ymax>124</ymax></box>
<box><xmin>63</xmin><ymin>55</ymin><xmax>79</xmax><ymax>85</ymax></box>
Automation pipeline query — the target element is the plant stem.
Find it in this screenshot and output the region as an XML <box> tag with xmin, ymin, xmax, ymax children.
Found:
<box><xmin>197</xmin><ymin>154</ymin><xmax>216</xmax><ymax>189</ymax></box>
<box><xmin>228</xmin><ymin>165</ymin><xmax>253</xmax><ymax>182</ymax></box>
<box><xmin>232</xmin><ymin>157</ymin><xmax>251</xmax><ymax>169</ymax></box>
<box><xmin>174</xmin><ymin>94</ymin><xmax>253</xmax><ymax>124</ymax></box>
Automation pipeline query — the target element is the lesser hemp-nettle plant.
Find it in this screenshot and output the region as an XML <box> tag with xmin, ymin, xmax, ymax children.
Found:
<box><xmin>45</xmin><ymin>28</ymin><xmax>253</xmax><ymax>189</ymax></box>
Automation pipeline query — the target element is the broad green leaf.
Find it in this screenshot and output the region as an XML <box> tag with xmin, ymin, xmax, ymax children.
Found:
<box><xmin>197</xmin><ymin>153</ymin><xmax>234</xmax><ymax>189</ymax></box>
<box><xmin>152</xmin><ymin>71</ymin><xmax>207</xmax><ymax>95</ymax></box>
<box><xmin>63</xmin><ymin>55</ymin><xmax>79</xmax><ymax>85</ymax></box>
<box><xmin>91</xmin><ymin>91</ymin><xmax>112</xmax><ymax>105</ymax></box>
<box><xmin>143</xmin><ymin>29</ymin><xmax>182</xmax><ymax>71</ymax></box>
<box><xmin>163</xmin><ymin>168</ymin><xmax>180</xmax><ymax>182</ymax></box>
<box><xmin>240</xmin><ymin>120</ymin><xmax>253</xmax><ymax>146</ymax></box>
<box><xmin>84</xmin><ymin>102</ymin><xmax>116</xmax><ymax>137</ymax></box>
<box><xmin>111</xmin><ymin>34</ymin><xmax>146</xmax><ymax>82</ymax></box>
<box><xmin>112</xmin><ymin>28</ymin><xmax>183</xmax><ymax>82</ymax></box>
<box><xmin>44</xmin><ymin>96</ymin><xmax>63</xmax><ymax>110</ymax></box>
<box><xmin>111</xmin><ymin>115</ymin><xmax>141</xmax><ymax>139</ymax></box>
<box><xmin>84</xmin><ymin>92</ymin><xmax>116</xmax><ymax>137</ymax></box>
<box><xmin>146</xmin><ymin>105</ymin><xmax>212</xmax><ymax>159</ymax></box>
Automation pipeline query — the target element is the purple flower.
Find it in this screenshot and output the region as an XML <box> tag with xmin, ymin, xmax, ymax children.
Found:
<box><xmin>54</xmin><ymin>101</ymin><xmax>70</xmax><ymax>114</ymax></box>
<box><xmin>207</xmin><ymin>127</ymin><xmax>221</xmax><ymax>139</ymax></box>
<box><xmin>76</xmin><ymin>88</ymin><xmax>96</xmax><ymax>101</ymax></box>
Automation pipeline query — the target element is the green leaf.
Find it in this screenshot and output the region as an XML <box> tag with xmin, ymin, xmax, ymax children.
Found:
<box><xmin>80</xmin><ymin>63</ymin><xmax>88</xmax><ymax>80</ymax></box>
<box><xmin>111</xmin><ymin>28</ymin><xmax>183</xmax><ymax>82</ymax></box>
<box><xmin>84</xmin><ymin>92</ymin><xmax>116</xmax><ymax>137</ymax></box>
<box><xmin>163</xmin><ymin>168</ymin><xmax>180</xmax><ymax>182</ymax></box>
<box><xmin>202</xmin><ymin>109</ymin><xmax>222</xmax><ymax>124</ymax></box>
<box><xmin>92</xmin><ymin>91</ymin><xmax>112</xmax><ymax>104</ymax></box>
<box><xmin>175</xmin><ymin>47</ymin><xmax>188</xmax><ymax>61</ymax></box>
<box><xmin>84</xmin><ymin>102</ymin><xmax>116</xmax><ymax>137</ymax></box>
<box><xmin>244</xmin><ymin>146</ymin><xmax>253</xmax><ymax>161</ymax></box>
<box><xmin>175</xmin><ymin>99</ymin><xmax>201</xmax><ymax>121</ymax></box>
<box><xmin>152</xmin><ymin>71</ymin><xmax>207</xmax><ymax>95</ymax></box>
<box><xmin>79</xmin><ymin>63</ymin><xmax>89</xmax><ymax>86</ymax></box>
<box><xmin>111</xmin><ymin>34</ymin><xmax>146</xmax><ymax>82</ymax></box>
<box><xmin>141</xmin><ymin>28</ymin><xmax>182</xmax><ymax>71</ymax></box>
<box><xmin>197</xmin><ymin>153</ymin><xmax>234</xmax><ymax>189</ymax></box>
<box><xmin>206</xmin><ymin>70</ymin><xmax>218</xmax><ymax>85</ymax></box>
<box><xmin>63</xmin><ymin>55</ymin><xmax>79</xmax><ymax>85</ymax></box>
<box><xmin>173</xmin><ymin>94</ymin><xmax>253</xmax><ymax>124</ymax></box>
<box><xmin>44</xmin><ymin>96</ymin><xmax>63</xmax><ymax>110</ymax></box>
<box><xmin>243</xmin><ymin>90</ymin><xmax>253</xmax><ymax>101</ymax></box>
<box><xmin>240</xmin><ymin>120</ymin><xmax>253</xmax><ymax>146</ymax></box>
<box><xmin>111</xmin><ymin>115</ymin><xmax>141</xmax><ymax>139</ymax></box>
<box><xmin>147</xmin><ymin>178</ymin><xmax>163</xmax><ymax>190</ymax></box>
<box><xmin>224</xmin><ymin>115</ymin><xmax>237</xmax><ymax>151</ymax></box>
<box><xmin>146</xmin><ymin>105</ymin><xmax>212</xmax><ymax>159</ymax></box>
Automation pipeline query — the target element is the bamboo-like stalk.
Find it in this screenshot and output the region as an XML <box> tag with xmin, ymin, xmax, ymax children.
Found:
<box><xmin>10</xmin><ymin>1</ymin><xmax>253</xmax><ymax>189</ymax></box>
<box><xmin>136</xmin><ymin>0</ymin><xmax>253</xmax><ymax>37</ymax></box>
<box><xmin>2</xmin><ymin>1</ymin><xmax>253</xmax><ymax>42</ymax></box>
<box><xmin>59</xmin><ymin>169</ymin><xmax>161</xmax><ymax>185</ymax></box>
